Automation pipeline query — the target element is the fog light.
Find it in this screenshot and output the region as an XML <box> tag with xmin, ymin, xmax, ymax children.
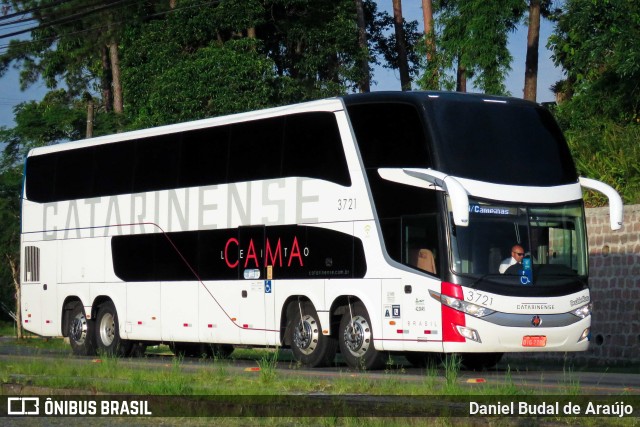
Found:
<box><xmin>456</xmin><ymin>325</ymin><xmax>481</xmax><ymax>343</ymax></box>
<box><xmin>579</xmin><ymin>327</ymin><xmax>590</xmax><ymax>342</ymax></box>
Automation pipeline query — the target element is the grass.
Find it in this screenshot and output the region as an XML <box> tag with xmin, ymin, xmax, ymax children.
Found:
<box><xmin>1</xmin><ymin>334</ymin><xmax>637</xmax><ymax>425</ymax></box>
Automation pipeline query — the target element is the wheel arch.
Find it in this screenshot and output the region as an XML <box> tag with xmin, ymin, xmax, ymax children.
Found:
<box><xmin>279</xmin><ymin>295</ymin><xmax>312</xmax><ymax>346</ymax></box>
<box><xmin>61</xmin><ymin>296</ymin><xmax>84</xmax><ymax>338</ymax></box>
<box><xmin>90</xmin><ymin>295</ymin><xmax>115</xmax><ymax>320</ymax></box>
<box><xmin>328</xmin><ymin>295</ymin><xmax>363</xmax><ymax>339</ymax></box>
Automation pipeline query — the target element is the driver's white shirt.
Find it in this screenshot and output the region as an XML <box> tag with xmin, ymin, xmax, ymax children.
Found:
<box><xmin>499</xmin><ymin>257</ymin><xmax>519</xmax><ymax>274</ymax></box>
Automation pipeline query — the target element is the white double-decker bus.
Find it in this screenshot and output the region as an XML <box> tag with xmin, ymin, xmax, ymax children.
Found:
<box><xmin>20</xmin><ymin>91</ymin><xmax>623</xmax><ymax>369</ymax></box>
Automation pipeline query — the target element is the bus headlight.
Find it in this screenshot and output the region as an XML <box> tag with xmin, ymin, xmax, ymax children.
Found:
<box><xmin>571</xmin><ymin>303</ymin><xmax>592</xmax><ymax>319</ymax></box>
<box><xmin>429</xmin><ymin>290</ymin><xmax>495</xmax><ymax>318</ymax></box>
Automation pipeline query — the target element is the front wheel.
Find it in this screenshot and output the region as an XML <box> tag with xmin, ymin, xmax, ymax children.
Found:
<box><xmin>338</xmin><ymin>302</ymin><xmax>386</xmax><ymax>370</ymax></box>
<box><xmin>68</xmin><ymin>303</ymin><xmax>96</xmax><ymax>356</ymax></box>
<box><xmin>288</xmin><ymin>301</ymin><xmax>337</xmax><ymax>367</ymax></box>
<box><xmin>94</xmin><ymin>301</ymin><xmax>131</xmax><ymax>356</ymax></box>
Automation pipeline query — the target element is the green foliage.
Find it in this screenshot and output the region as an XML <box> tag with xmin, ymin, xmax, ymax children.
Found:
<box><xmin>123</xmin><ymin>38</ymin><xmax>277</xmax><ymax>127</ymax></box>
<box><xmin>0</xmin><ymin>167</ymin><xmax>21</xmax><ymax>321</ymax></box>
<box><xmin>549</xmin><ymin>0</ymin><xmax>640</xmax><ymax>205</ymax></box>
<box><xmin>563</xmin><ymin>120</ymin><xmax>640</xmax><ymax>206</ymax></box>
<box><xmin>420</xmin><ymin>0</ymin><xmax>526</xmax><ymax>94</ymax></box>
<box><xmin>0</xmin><ymin>0</ymin><xmax>159</xmax><ymax>95</ymax></box>
<box><xmin>549</xmin><ymin>0</ymin><xmax>640</xmax><ymax>123</ymax></box>
<box><xmin>0</xmin><ymin>89</ymin><xmax>88</xmax><ymax>166</ymax></box>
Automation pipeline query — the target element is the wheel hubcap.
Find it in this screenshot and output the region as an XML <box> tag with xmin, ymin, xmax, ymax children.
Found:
<box><xmin>293</xmin><ymin>315</ymin><xmax>319</xmax><ymax>355</ymax></box>
<box><xmin>99</xmin><ymin>313</ymin><xmax>115</xmax><ymax>346</ymax></box>
<box><xmin>343</xmin><ymin>315</ymin><xmax>371</xmax><ymax>357</ymax></box>
<box><xmin>70</xmin><ymin>313</ymin><xmax>87</xmax><ymax>344</ymax></box>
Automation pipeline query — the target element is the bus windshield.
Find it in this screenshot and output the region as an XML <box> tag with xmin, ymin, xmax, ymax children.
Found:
<box><xmin>449</xmin><ymin>199</ymin><xmax>588</xmax><ymax>284</ymax></box>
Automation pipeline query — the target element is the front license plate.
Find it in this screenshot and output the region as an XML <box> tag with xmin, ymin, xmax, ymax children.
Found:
<box><xmin>522</xmin><ymin>335</ymin><xmax>547</xmax><ymax>347</ymax></box>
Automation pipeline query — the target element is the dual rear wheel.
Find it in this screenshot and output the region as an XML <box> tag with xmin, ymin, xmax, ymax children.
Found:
<box><xmin>288</xmin><ymin>300</ymin><xmax>386</xmax><ymax>370</ymax></box>
<box><xmin>68</xmin><ymin>301</ymin><xmax>140</xmax><ymax>357</ymax></box>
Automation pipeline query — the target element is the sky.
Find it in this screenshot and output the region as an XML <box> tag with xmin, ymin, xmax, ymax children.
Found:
<box><xmin>0</xmin><ymin>1</ymin><xmax>564</xmax><ymax>129</ymax></box>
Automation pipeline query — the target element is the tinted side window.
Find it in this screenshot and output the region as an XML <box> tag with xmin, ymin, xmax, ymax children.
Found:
<box><xmin>283</xmin><ymin>113</ymin><xmax>351</xmax><ymax>186</ymax></box>
<box><xmin>94</xmin><ymin>141</ymin><xmax>134</xmax><ymax>196</ymax></box>
<box><xmin>25</xmin><ymin>154</ymin><xmax>56</xmax><ymax>203</ymax></box>
<box><xmin>179</xmin><ymin>126</ymin><xmax>229</xmax><ymax>188</ymax></box>
<box><xmin>134</xmin><ymin>134</ymin><xmax>180</xmax><ymax>193</ymax></box>
<box><xmin>228</xmin><ymin>117</ymin><xmax>284</xmax><ymax>183</ymax></box>
<box><xmin>25</xmin><ymin>112</ymin><xmax>352</xmax><ymax>203</ymax></box>
<box><xmin>347</xmin><ymin>103</ymin><xmax>432</xmax><ymax>169</ymax></box>
<box><xmin>54</xmin><ymin>148</ymin><xmax>94</xmax><ymax>201</ymax></box>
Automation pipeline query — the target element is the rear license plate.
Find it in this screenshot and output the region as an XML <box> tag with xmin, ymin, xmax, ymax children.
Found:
<box><xmin>522</xmin><ymin>335</ymin><xmax>547</xmax><ymax>347</ymax></box>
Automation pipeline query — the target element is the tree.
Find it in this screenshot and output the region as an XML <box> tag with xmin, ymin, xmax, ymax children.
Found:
<box><xmin>367</xmin><ymin>1</ymin><xmax>422</xmax><ymax>88</ymax></box>
<box><xmin>0</xmin><ymin>90</ymin><xmax>87</xmax><ymax>167</ymax></box>
<box><xmin>121</xmin><ymin>0</ymin><xmax>419</xmax><ymax>125</ymax></box>
<box><xmin>433</xmin><ymin>0</ymin><xmax>526</xmax><ymax>95</ymax></box>
<box><xmin>523</xmin><ymin>0</ymin><xmax>553</xmax><ymax>101</ymax></box>
<box><xmin>549</xmin><ymin>0</ymin><xmax>640</xmax><ymax>123</ymax></box>
<box><xmin>420</xmin><ymin>0</ymin><xmax>438</xmax><ymax>89</ymax></box>
<box><xmin>548</xmin><ymin>0</ymin><xmax>640</xmax><ymax>205</ymax></box>
<box><xmin>0</xmin><ymin>165</ymin><xmax>21</xmax><ymax>333</ymax></box>
<box><xmin>354</xmin><ymin>0</ymin><xmax>370</xmax><ymax>92</ymax></box>
<box><xmin>392</xmin><ymin>0</ymin><xmax>411</xmax><ymax>90</ymax></box>
<box><xmin>0</xmin><ymin>1</ymin><xmax>167</xmax><ymax>117</ymax></box>
<box><xmin>523</xmin><ymin>0</ymin><xmax>541</xmax><ymax>101</ymax></box>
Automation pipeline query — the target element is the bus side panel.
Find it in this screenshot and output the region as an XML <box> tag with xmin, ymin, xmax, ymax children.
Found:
<box><xmin>161</xmin><ymin>281</ymin><xmax>199</xmax><ymax>343</ymax></box>
<box><xmin>23</xmin><ymin>241</ymin><xmax>60</xmax><ymax>337</ymax></box>
<box><xmin>125</xmin><ymin>282</ymin><xmax>161</xmax><ymax>340</ymax></box>
<box><xmin>401</xmin><ymin>275</ymin><xmax>444</xmax><ymax>353</ymax></box>
<box><xmin>238</xmin><ymin>280</ymin><xmax>266</xmax><ymax>345</ymax></box>
<box><xmin>21</xmin><ymin>281</ymin><xmax>42</xmax><ymax>335</ymax></box>
<box><xmin>60</xmin><ymin>238</ymin><xmax>105</xmax><ymax>284</ymax></box>
<box><xmin>198</xmin><ymin>281</ymin><xmax>240</xmax><ymax>345</ymax></box>
<box><xmin>380</xmin><ymin>278</ymin><xmax>403</xmax><ymax>351</ymax></box>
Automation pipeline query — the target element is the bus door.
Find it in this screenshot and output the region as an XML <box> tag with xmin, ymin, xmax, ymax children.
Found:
<box><xmin>21</xmin><ymin>242</ymin><xmax>59</xmax><ymax>336</ymax></box>
<box><xmin>400</xmin><ymin>214</ymin><xmax>443</xmax><ymax>352</ymax></box>
<box><xmin>238</xmin><ymin>226</ymin><xmax>267</xmax><ymax>345</ymax></box>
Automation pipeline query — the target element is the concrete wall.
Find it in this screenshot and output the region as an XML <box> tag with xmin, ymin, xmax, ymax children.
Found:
<box><xmin>504</xmin><ymin>204</ymin><xmax>640</xmax><ymax>367</ymax></box>
<box><xmin>583</xmin><ymin>204</ymin><xmax>640</xmax><ymax>366</ymax></box>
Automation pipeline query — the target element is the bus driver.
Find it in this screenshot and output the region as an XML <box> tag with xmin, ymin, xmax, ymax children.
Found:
<box><xmin>499</xmin><ymin>244</ymin><xmax>525</xmax><ymax>274</ymax></box>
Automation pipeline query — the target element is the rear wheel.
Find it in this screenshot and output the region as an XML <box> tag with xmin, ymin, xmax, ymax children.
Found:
<box><xmin>94</xmin><ymin>301</ymin><xmax>131</xmax><ymax>356</ymax></box>
<box><xmin>338</xmin><ymin>302</ymin><xmax>386</xmax><ymax>370</ymax></box>
<box><xmin>68</xmin><ymin>303</ymin><xmax>95</xmax><ymax>356</ymax></box>
<box><xmin>288</xmin><ymin>301</ymin><xmax>337</xmax><ymax>367</ymax></box>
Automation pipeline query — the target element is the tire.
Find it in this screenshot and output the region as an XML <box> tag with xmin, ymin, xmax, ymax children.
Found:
<box><xmin>460</xmin><ymin>352</ymin><xmax>504</xmax><ymax>370</ymax></box>
<box><xmin>338</xmin><ymin>302</ymin><xmax>386</xmax><ymax>370</ymax></box>
<box><xmin>288</xmin><ymin>301</ymin><xmax>337</xmax><ymax>368</ymax></box>
<box><xmin>68</xmin><ymin>303</ymin><xmax>96</xmax><ymax>356</ymax></box>
<box><xmin>94</xmin><ymin>301</ymin><xmax>131</xmax><ymax>356</ymax></box>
